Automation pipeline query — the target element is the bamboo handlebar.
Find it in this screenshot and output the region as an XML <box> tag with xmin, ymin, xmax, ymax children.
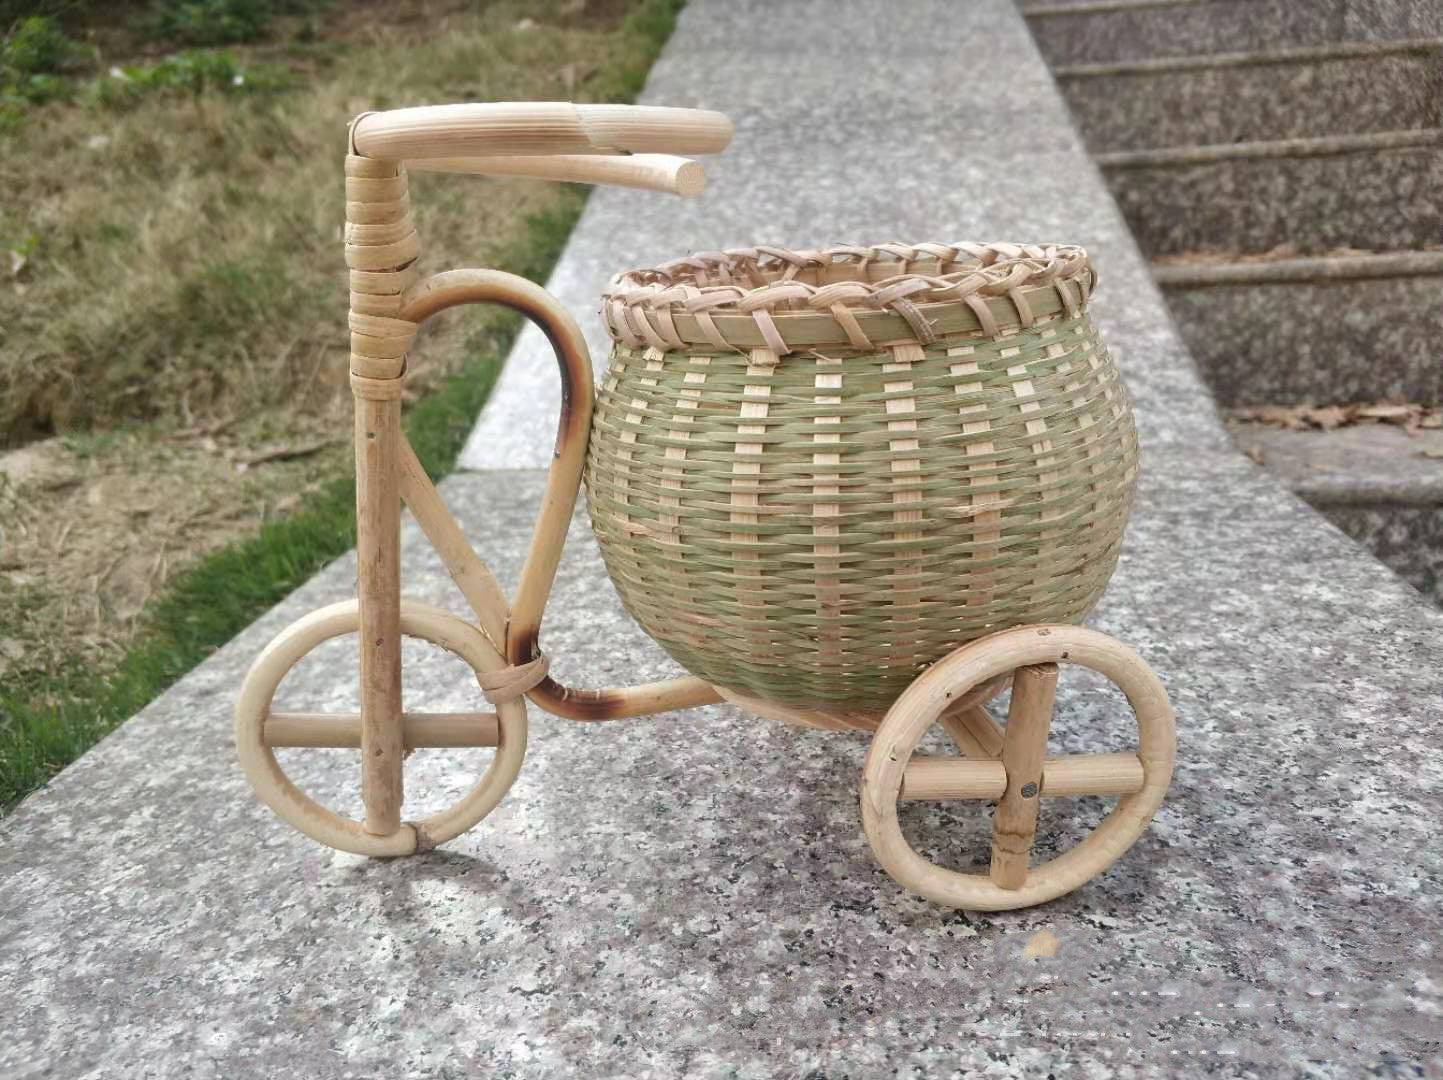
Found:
<box><xmin>351</xmin><ymin>102</ymin><xmax>733</xmax><ymax>162</ymax></box>
<box><xmin>407</xmin><ymin>152</ymin><xmax>707</xmax><ymax>197</ymax></box>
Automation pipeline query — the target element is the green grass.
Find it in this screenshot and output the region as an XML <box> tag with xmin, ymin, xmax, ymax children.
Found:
<box><xmin>0</xmin><ymin>0</ymin><xmax>684</xmax><ymax>811</ymax></box>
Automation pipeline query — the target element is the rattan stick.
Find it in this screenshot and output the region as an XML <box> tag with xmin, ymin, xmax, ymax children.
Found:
<box><xmin>954</xmin><ymin>346</ymin><xmax>1002</xmax><ymax>618</ymax></box>
<box><xmin>900</xmin><ymin>756</ymin><xmax>1008</xmax><ymax>800</ymax></box>
<box><xmin>898</xmin><ymin>751</ymin><xmax>1145</xmax><ymax>801</ymax></box>
<box><xmin>1040</xmin><ymin>752</ymin><xmax>1145</xmax><ymax>797</ymax></box>
<box><xmin>352</xmin><ymin>103</ymin><xmax>733</xmax><ymax>162</ymax></box>
<box><xmin>265</xmin><ymin>711</ymin><xmax>500</xmax><ymax>749</ymax></box>
<box><xmin>355</xmin><ymin>393</ymin><xmax>405</xmax><ymax>835</ymax></box>
<box><xmin>940</xmin><ymin>702</ymin><xmax>1005</xmax><ymax>758</ymax></box>
<box><xmin>396</xmin><ymin>436</ymin><xmax>509</xmax><ymax>649</ymax></box>
<box><xmin>408</xmin><ymin>153</ymin><xmax>706</xmax><ymax>196</ymax></box>
<box><xmin>990</xmin><ymin>663</ymin><xmax>1058</xmax><ymax>888</ymax></box>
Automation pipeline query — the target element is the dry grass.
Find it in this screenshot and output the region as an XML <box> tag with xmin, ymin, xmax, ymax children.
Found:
<box><xmin>0</xmin><ymin>0</ymin><xmax>674</xmax><ymax>687</ymax></box>
<box><xmin>2</xmin><ymin>0</ymin><xmax>638</xmax><ymax>441</ymax></box>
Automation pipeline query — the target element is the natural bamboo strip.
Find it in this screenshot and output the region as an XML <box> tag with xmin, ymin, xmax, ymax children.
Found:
<box><xmin>265</xmin><ymin>711</ymin><xmax>500</xmax><ymax>749</ymax></box>
<box><xmin>408</xmin><ymin>153</ymin><xmax>706</xmax><ymax>196</ymax></box>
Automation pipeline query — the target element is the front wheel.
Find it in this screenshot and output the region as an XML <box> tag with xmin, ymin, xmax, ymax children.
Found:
<box><xmin>234</xmin><ymin>600</ymin><xmax>527</xmax><ymax>856</ymax></box>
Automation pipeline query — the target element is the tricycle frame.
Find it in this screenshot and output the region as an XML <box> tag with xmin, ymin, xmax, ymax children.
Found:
<box><xmin>235</xmin><ymin>102</ymin><xmax>1175</xmax><ymax>911</ymax></box>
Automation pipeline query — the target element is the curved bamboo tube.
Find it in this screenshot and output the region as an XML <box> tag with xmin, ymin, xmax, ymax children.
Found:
<box><xmin>408</xmin><ymin>153</ymin><xmax>707</xmax><ymax>197</ymax></box>
<box><xmin>352</xmin><ymin>103</ymin><xmax>733</xmax><ymax>162</ymax></box>
<box><xmin>399</xmin><ymin>269</ymin><xmax>722</xmax><ymax>721</ymax></box>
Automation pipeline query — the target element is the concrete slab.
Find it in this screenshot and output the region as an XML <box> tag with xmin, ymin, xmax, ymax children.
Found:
<box><xmin>4</xmin><ymin>1</ymin><xmax>1443</xmax><ymax>1076</ymax></box>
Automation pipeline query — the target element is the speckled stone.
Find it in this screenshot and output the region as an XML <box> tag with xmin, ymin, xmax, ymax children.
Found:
<box><xmin>1226</xmin><ymin>424</ymin><xmax>1443</xmax><ymax>604</ymax></box>
<box><xmin>4</xmin><ymin>1</ymin><xmax>1443</xmax><ymax>1076</ymax></box>
<box><xmin>1026</xmin><ymin>0</ymin><xmax>1346</xmax><ymax>66</ymax></box>
<box><xmin>1058</xmin><ymin>48</ymin><xmax>1443</xmax><ymax>153</ymax></box>
<box><xmin>1321</xmin><ymin>504</ymin><xmax>1443</xmax><ymax>603</ymax></box>
<box><xmin>1105</xmin><ymin>145</ymin><xmax>1443</xmax><ymax>258</ymax></box>
<box><xmin>1027</xmin><ymin>0</ymin><xmax>1443</xmax><ymax>67</ymax></box>
<box><xmin>1164</xmin><ymin>273</ymin><xmax>1443</xmax><ymax>406</ymax></box>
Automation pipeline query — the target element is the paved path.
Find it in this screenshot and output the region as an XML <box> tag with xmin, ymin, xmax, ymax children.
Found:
<box><xmin>5</xmin><ymin>2</ymin><xmax>1442</xmax><ymax>1076</ymax></box>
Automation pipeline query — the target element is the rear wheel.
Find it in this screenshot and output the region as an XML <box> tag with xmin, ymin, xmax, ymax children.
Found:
<box><xmin>860</xmin><ymin>625</ymin><xmax>1175</xmax><ymax>911</ymax></box>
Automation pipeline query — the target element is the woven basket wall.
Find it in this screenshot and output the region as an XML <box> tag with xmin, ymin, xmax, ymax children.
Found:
<box><xmin>585</xmin><ymin>243</ymin><xmax>1139</xmax><ymax>724</ymax></box>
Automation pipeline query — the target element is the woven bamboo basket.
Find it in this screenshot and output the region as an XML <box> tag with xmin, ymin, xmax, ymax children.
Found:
<box><xmin>585</xmin><ymin>242</ymin><xmax>1139</xmax><ymax>730</ymax></box>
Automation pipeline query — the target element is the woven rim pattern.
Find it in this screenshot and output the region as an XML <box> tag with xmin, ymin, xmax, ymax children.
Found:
<box><xmin>585</xmin><ymin>242</ymin><xmax>1137</xmax><ymax>722</ymax></box>
<box><xmin>601</xmin><ymin>242</ymin><xmax>1096</xmax><ymax>354</ymax></box>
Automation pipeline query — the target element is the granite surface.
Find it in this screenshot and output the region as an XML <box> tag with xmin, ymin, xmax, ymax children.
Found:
<box><xmin>4</xmin><ymin>1</ymin><xmax>1443</xmax><ymax>1076</ymax></box>
<box><xmin>1323</xmin><ymin>504</ymin><xmax>1443</xmax><ymax>605</ymax></box>
<box><xmin>1058</xmin><ymin>48</ymin><xmax>1443</xmax><ymax>153</ymax></box>
<box><xmin>1164</xmin><ymin>273</ymin><xmax>1443</xmax><ymax>406</ymax></box>
<box><xmin>1026</xmin><ymin>0</ymin><xmax>1348</xmax><ymax>66</ymax></box>
<box><xmin>1227</xmin><ymin>424</ymin><xmax>1443</xmax><ymax>504</ymax></box>
<box><xmin>1226</xmin><ymin>424</ymin><xmax>1443</xmax><ymax>605</ymax></box>
<box><xmin>1026</xmin><ymin>0</ymin><xmax>1443</xmax><ymax>67</ymax></box>
<box><xmin>1106</xmin><ymin>144</ymin><xmax>1443</xmax><ymax>258</ymax></box>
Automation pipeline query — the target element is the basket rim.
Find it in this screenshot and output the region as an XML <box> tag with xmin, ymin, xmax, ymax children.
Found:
<box><xmin>600</xmin><ymin>242</ymin><xmax>1096</xmax><ymax>354</ymax></box>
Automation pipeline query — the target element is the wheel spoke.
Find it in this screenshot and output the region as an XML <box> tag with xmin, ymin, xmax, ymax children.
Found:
<box><xmin>265</xmin><ymin>711</ymin><xmax>500</xmax><ymax>749</ymax></box>
<box><xmin>899</xmin><ymin>756</ymin><xmax>1007</xmax><ymax>800</ymax></box>
<box><xmin>1041</xmin><ymin>751</ymin><xmax>1144</xmax><ymax>797</ymax></box>
<box><xmin>939</xmin><ymin>702</ymin><xmax>1004</xmax><ymax>758</ymax></box>
<box><xmin>899</xmin><ymin>751</ymin><xmax>1144</xmax><ymax>801</ymax></box>
<box><xmin>990</xmin><ymin>662</ymin><xmax>1058</xmax><ymax>889</ymax></box>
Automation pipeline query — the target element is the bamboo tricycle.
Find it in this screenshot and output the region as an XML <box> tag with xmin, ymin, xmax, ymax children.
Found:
<box><xmin>235</xmin><ymin>101</ymin><xmax>1175</xmax><ymax>911</ymax></box>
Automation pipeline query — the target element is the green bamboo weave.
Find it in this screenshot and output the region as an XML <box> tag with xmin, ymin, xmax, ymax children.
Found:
<box><xmin>585</xmin><ymin>244</ymin><xmax>1139</xmax><ymax>719</ymax></box>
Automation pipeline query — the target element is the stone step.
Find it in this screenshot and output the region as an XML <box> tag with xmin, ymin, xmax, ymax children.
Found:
<box><xmin>1100</xmin><ymin>129</ymin><xmax>1443</xmax><ymax>256</ymax></box>
<box><xmin>1023</xmin><ymin>0</ymin><xmax>1443</xmax><ymax>66</ymax></box>
<box><xmin>1228</xmin><ymin>422</ymin><xmax>1443</xmax><ymax>603</ymax></box>
<box><xmin>1056</xmin><ymin>40</ymin><xmax>1443</xmax><ymax>152</ymax></box>
<box><xmin>1156</xmin><ymin>250</ymin><xmax>1443</xmax><ymax>407</ymax></box>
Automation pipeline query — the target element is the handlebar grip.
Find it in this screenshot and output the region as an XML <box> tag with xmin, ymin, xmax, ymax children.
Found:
<box><xmin>406</xmin><ymin>153</ymin><xmax>707</xmax><ymax>197</ymax></box>
<box><xmin>351</xmin><ymin>102</ymin><xmax>733</xmax><ymax>162</ymax></box>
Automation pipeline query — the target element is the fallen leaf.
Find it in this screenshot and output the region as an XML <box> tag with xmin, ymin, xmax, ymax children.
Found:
<box><xmin>1305</xmin><ymin>405</ymin><xmax>1349</xmax><ymax>431</ymax></box>
<box><xmin>1023</xmin><ymin>929</ymin><xmax>1060</xmax><ymax>958</ymax></box>
<box><xmin>1419</xmin><ymin>448</ymin><xmax>1443</xmax><ymax>460</ymax></box>
<box><xmin>1356</xmin><ymin>404</ymin><xmax>1416</xmax><ymax>423</ymax></box>
<box><xmin>1244</xmin><ymin>445</ymin><xmax>1266</xmax><ymax>466</ymax></box>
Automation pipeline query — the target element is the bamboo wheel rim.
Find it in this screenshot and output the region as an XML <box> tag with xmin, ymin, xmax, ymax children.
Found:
<box><xmin>860</xmin><ymin>625</ymin><xmax>1175</xmax><ymax>911</ymax></box>
<box><xmin>235</xmin><ymin>600</ymin><xmax>527</xmax><ymax>856</ymax></box>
